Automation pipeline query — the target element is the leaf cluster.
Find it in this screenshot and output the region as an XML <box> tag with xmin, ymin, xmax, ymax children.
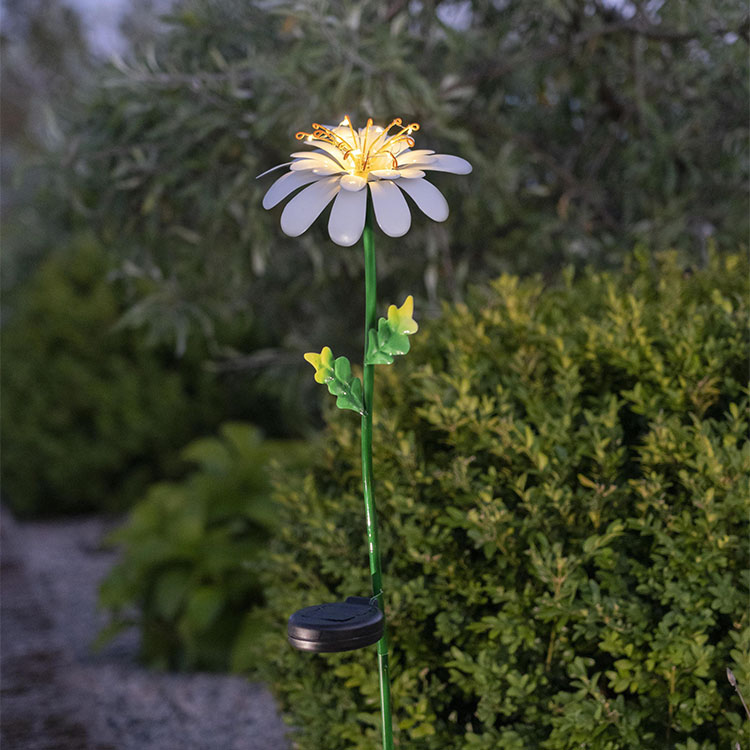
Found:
<box><xmin>251</xmin><ymin>250</ymin><xmax>749</xmax><ymax>749</ymax></box>
<box><xmin>99</xmin><ymin>423</ymin><xmax>311</xmax><ymax>670</ymax></box>
<box><xmin>305</xmin><ymin>347</ymin><xmax>365</xmax><ymax>414</ymax></box>
<box><xmin>49</xmin><ymin>0</ymin><xmax>748</xmax><ymax>352</ymax></box>
<box><xmin>0</xmin><ymin>236</ymin><xmax>228</xmax><ymax>516</ymax></box>
<box><xmin>366</xmin><ymin>296</ymin><xmax>419</xmax><ymax>365</ymax></box>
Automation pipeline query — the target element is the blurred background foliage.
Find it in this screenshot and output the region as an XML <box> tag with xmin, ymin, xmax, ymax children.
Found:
<box><xmin>0</xmin><ymin>0</ymin><xmax>171</xmax><ymax>287</ymax></box>
<box><xmin>5</xmin><ymin>0</ymin><xmax>747</xmax><ymax>375</ymax></box>
<box><xmin>0</xmin><ymin>236</ymin><xmax>265</xmax><ymax>516</ymax></box>
<box><xmin>2</xmin><ymin>0</ymin><xmax>747</xmax><ymax>439</ymax></box>
<box><xmin>1</xmin><ymin>0</ymin><xmax>92</xmax><ymax>286</ymax></box>
<box><xmin>99</xmin><ymin>423</ymin><xmax>310</xmax><ymax>670</ymax></box>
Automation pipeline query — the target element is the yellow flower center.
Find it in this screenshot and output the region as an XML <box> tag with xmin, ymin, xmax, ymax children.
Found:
<box><xmin>296</xmin><ymin>116</ymin><xmax>420</xmax><ymax>178</ymax></box>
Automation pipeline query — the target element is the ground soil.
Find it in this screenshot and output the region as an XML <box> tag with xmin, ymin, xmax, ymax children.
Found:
<box><xmin>0</xmin><ymin>509</ymin><xmax>292</xmax><ymax>750</ymax></box>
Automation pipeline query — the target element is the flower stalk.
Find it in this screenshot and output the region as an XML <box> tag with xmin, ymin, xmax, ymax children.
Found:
<box><xmin>361</xmin><ymin>201</ymin><xmax>394</xmax><ymax>750</ymax></box>
<box><xmin>262</xmin><ymin>114</ymin><xmax>470</xmax><ymax>749</ymax></box>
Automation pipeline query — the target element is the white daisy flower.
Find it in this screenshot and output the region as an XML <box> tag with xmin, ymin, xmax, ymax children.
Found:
<box><xmin>259</xmin><ymin>116</ymin><xmax>472</xmax><ymax>247</ymax></box>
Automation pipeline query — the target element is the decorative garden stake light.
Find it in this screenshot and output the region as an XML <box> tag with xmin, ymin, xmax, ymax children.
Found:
<box><xmin>260</xmin><ymin>116</ymin><xmax>471</xmax><ymax>749</ymax></box>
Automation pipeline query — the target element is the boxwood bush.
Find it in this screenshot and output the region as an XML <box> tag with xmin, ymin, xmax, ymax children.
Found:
<box><xmin>247</xmin><ymin>250</ymin><xmax>749</xmax><ymax>749</ymax></box>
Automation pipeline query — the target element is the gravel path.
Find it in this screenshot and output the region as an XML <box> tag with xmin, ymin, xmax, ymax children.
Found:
<box><xmin>0</xmin><ymin>509</ymin><xmax>292</xmax><ymax>750</ymax></box>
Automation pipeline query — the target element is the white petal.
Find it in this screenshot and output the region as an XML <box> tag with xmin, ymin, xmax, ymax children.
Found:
<box><xmin>363</xmin><ymin>124</ymin><xmax>385</xmax><ymax>143</ymax></box>
<box><xmin>280</xmin><ymin>176</ymin><xmax>341</xmax><ymax>237</ymax></box>
<box><xmin>397</xmin><ymin>178</ymin><xmax>449</xmax><ymax>222</ymax></box>
<box><xmin>256</xmin><ymin>161</ymin><xmax>292</xmax><ymax>179</ymax></box>
<box><xmin>332</xmin><ymin>126</ymin><xmax>360</xmax><ymax>152</ymax></box>
<box><xmin>400</xmin><ymin>159</ymin><xmax>436</xmax><ymax>170</ymax></box>
<box><xmin>301</xmin><ymin>141</ymin><xmax>348</xmax><ymax>169</ymax></box>
<box><xmin>387</xmin><ymin>140</ymin><xmax>426</xmax><ymax>156</ymax></box>
<box><xmin>290</xmin><ymin>149</ymin><xmax>331</xmax><ymax>159</ymax></box>
<box><xmin>290</xmin><ymin>159</ymin><xmax>327</xmax><ymax>172</ymax></box>
<box><xmin>419</xmin><ymin>154</ymin><xmax>473</xmax><ymax>174</ymax></box>
<box><xmin>262</xmin><ymin>170</ymin><xmax>322</xmax><ymax>209</ymax></box>
<box><xmin>397</xmin><ymin>168</ymin><xmax>425</xmax><ymax>179</ymax></box>
<box><xmin>289</xmin><ymin>151</ymin><xmax>342</xmax><ymax>168</ymax></box>
<box><xmin>332</xmin><ymin>125</ymin><xmax>356</xmax><ymax>143</ymax></box>
<box><xmin>369</xmin><ymin>169</ymin><xmax>401</xmax><ymax>179</ymax></box>
<box><xmin>312</xmin><ymin>165</ymin><xmax>342</xmax><ymax>175</ymax></box>
<box><xmin>369</xmin><ymin>180</ymin><xmax>412</xmax><ymax>238</ymax></box>
<box><xmin>361</xmin><ymin>125</ymin><xmax>385</xmax><ymax>152</ymax></box>
<box><xmin>290</xmin><ymin>156</ymin><xmax>344</xmax><ymax>176</ymax></box>
<box><xmin>328</xmin><ymin>185</ymin><xmax>367</xmax><ymax>247</ymax></box>
<box><xmin>396</xmin><ymin>149</ymin><xmax>435</xmax><ymax>165</ymax></box>
<box><xmin>340</xmin><ymin>174</ymin><xmax>367</xmax><ymax>192</ymax></box>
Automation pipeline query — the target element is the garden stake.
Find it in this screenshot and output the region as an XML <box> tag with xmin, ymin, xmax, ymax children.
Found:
<box><xmin>361</xmin><ymin>203</ymin><xmax>394</xmax><ymax>750</ymax></box>
<box><xmin>260</xmin><ymin>115</ymin><xmax>471</xmax><ymax>749</ymax></box>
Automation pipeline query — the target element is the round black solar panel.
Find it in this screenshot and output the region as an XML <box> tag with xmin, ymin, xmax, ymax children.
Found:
<box><xmin>287</xmin><ymin>596</ymin><xmax>384</xmax><ymax>653</ymax></box>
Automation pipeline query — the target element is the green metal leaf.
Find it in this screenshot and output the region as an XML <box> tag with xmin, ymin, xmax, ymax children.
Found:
<box><xmin>335</xmin><ymin>376</ymin><xmax>364</xmax><ymax>415</ymax></box>
<box><xmin>366</xmin><ymin>296</ymin><xmax>418</xmax><ymax>366</ymax></box>
<box><xmin>387</xmin><ymin>295</ymin><xmax>419</xmax><ymax>336</ymax></box>
<box><xmin>334</xmin><ymin>355</ymin><xmax>352</xmax><ymax>382</ymax></box>
<box><xmin>304</xmin><ymin>348</ymin><xmax>364</xmax><ymax>414</ymax></box>
<box><xmin>303</xmin><ymin>346</ymin><xmax>335</xmax><ymax>384</ymax></box>
<box><xmin>382</xmin><ymin>331</ymin><xmax>410</xmax><ymax>356</ymax></box>
<box><xmin>366</xmin><ymin>329</ymin><xmax>394</xmax><ymax>365</ymax></box>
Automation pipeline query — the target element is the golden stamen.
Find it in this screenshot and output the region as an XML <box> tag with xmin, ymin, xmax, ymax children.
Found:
<box><xmin>360</xmin><ymin>118</ymin><xmax>374</xmax><ymax>165</ymax></box>
<box><xmin>342</xmin><ymin>115</ymin><xmax>359</xmax><ymax>148</ymax></box>
<box><xmin>295</xmin><ymin>116</ymin><xmax>421</xmax><ymax>176</ymax></box>
<box><xmin>366</xmin><ymin>118</ymin><xmax>401</xmax><ymax>153</ymax></box>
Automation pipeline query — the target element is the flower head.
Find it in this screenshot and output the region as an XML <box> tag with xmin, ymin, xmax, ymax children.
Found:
<box><xmin>259</xmin><ymin>116</ymin><xmax>472</xmax><ymax>247</ymax></box>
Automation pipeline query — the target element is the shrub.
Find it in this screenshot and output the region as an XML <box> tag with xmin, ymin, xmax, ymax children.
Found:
<box><xmin>99</xmin><ymin>423</ymin><xmax>310</xmax><ymax>671</ymax></box>
<box><xmin>248</xmin><ymin>250</ymin><xmax>749</xmax><ymax>749</ymax></box>
<box><xmin>54</xmin><ymin>0</ymin><xmax>748</xmax><ymax>353</ymax></box>
<box><xmin>0</xmin><ymin>237</ymin><xmax>225</xmax><ymax>516</ymax></box>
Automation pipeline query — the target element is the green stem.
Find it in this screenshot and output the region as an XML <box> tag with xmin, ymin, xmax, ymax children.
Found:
<box><xmin>362</xmin><ymin>202</ymin><xmax>394</xmax><ymax>750</ymax></box>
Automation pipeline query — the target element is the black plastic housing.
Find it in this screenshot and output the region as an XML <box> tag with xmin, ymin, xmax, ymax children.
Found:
<box><xmin>287</xmin><ymin>596</ymin><xmax>384</xmax><ymax>653</ymax></box>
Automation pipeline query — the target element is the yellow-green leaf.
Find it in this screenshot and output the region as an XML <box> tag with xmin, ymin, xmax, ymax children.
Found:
<box><xmin>387</xmin><ymin>295</ymin><xmax>419</xmax><ymax>336</ymax></box>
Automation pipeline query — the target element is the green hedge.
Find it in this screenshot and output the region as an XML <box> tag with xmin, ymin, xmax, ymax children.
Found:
<box><xmin>249</xmin><ymin>250</ymin><xmax>749</xmax><ymax>749</ymax></box>
<box><xmin>0</xmin><ymin>238</ymin><xmax>225</xmax><ymax>516</ymax></box>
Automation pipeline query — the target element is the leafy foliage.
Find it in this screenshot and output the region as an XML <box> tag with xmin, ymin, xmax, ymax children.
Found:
<box><xmin>366</xmin><ymin>296</ymin><xmax>419</xmax><ymax>365</ymax></box>
<box><xmin>304</xmin><ymin>347</ymin><xmax>365</xmax><ymax>414</ymax></box>
<box><xmin>250</xmin><ymin>251</ymin><xmax>749</xmax><ymax>749</ymax></box>
<box><xmin>0</xmin><ymin>237</ymin><xmax>227</xmax><ymax>516</ymax></box>
<box><xmin>0</xmin><ymin>0</ymin><xmax>170</xmax><ymax>293</ymax></box>
<box><xmin>52</xmin><ymin>0</ymin><xmax>747</xmax><ymax>352</ymax></box>
<box><xmin>99</xmin><ymin>423</ymin><xmax>310</xmax><ymax>670</ymax></box>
